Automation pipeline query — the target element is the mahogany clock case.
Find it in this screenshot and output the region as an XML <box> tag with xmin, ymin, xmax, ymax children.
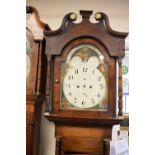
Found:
<box><xmin>43</xmin><ymin>10</ymin><xmax>128</xmax><ymax>155</ymax></box>
<box><xmin>26</xmin><ymin>6</ymin><xmax>128</xmax><ymax>155</ymax></box>
<box><xmin>26</xmin><ymin>6</ymin><xmax>50</xmax><ymax>155</ymax></box>
<box><xmin>44</xmin><ymin>10</ymin><xmax>128</xmax><ymax>126</ymax></box>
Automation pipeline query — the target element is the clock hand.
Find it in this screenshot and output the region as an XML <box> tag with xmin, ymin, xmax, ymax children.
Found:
<box><xmin>83</xmin><ymin>93</ymin><xmax>87</xmax><ymax>97</ymax></box>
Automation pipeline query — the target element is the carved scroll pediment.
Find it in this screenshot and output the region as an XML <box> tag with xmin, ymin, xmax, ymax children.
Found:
<box><xmin>44</xmin><ymin>10</ymin><xmax>128</xmax><ymax>57</ymax></box>
<box><xmin>26</xmin><ymin>6</ymin><xmax>48</xmax><ymax>40</ymax></box>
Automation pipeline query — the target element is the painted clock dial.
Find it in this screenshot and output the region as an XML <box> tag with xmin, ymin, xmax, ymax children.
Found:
<box><xmin>60</xmin><ymin>44</ymin><xmax>108</xmax><ymax>111</ymax></box>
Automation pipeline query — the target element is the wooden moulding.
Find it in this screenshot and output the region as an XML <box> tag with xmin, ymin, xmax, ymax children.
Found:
<box><xmin>44</xmin><ymin>10</ymin><xmax>128</xmax><ymax>57</ymax></box>
<box><xmin>26</xmin><ymin>6</ymin><xmax>49</xmax><ymax>155</ymax></box>
<box><xmin>26</xmin><ymin>6</ymin><xmax>50</xmax><ymax>41</ymax></box>
<box><xmin>26</xmin><ymin>6</ymin><xmax>50</xmax><ymax>97</ymax></box>
<box><xmin>42</xmin><ymin>10</ymin><xmax>128</xmax><ymax>155</ymax></box>
<box><xmin>44</xmin><ymin>10</ymin><xmax>128</xmax><ymax>123</ymax></box>
<box><xmin>44</xmin><ymin>113</ymin><xmax>123</xmax><ymax>127</ymax></box>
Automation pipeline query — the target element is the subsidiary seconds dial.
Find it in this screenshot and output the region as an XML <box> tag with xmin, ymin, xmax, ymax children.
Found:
<box><xmin>63</xmin><ymin>56</ymin><xmax>106</xmax><ymax>109</ymax></box>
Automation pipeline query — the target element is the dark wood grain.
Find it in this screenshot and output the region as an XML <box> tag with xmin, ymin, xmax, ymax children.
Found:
<box><xmin>56</xmin><ymin>136</ymin><xmax>62</xmax><ymax>155</ymax></box>
<box><xmin>26</xmin><ymin>6</ymin><xmax>47</xmax><ymax>155</ymax></box>
<box><xmin>55</xmin><ymin>125</ymin><xmax>112</xmax><ymax>155</ymax></box>
<box><xmin>43</xmin><ymin>10</ymin><xmax>128</xmax><ymax>155</ymax></box>
<box><xmin>118</xmin><ymin>58</ymin><xmax>123</xmax><ymax>116</ymax></box>
<box><xmin>103</xmin><ymin>139</ymin><xmax>111</xmax><ymax>155</ymax></box>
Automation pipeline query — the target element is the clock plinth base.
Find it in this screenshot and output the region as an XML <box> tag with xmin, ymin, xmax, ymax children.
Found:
<box><xmin>55</xmin><ymin>125</ymin><xmax>113</xmax><ymax>155</ymax></box>
<box><xmin>45</xmin><ymin>113</ymin><xmax>122</xmax><ymax>155</ymax></box>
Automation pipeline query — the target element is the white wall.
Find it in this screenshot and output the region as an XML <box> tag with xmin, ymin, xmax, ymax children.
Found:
<box><xmin>27</xmin><ymin>0</ymin><xmax>128</xmax><ymax>32</ymax></box>
<box><xmin>26</xmin><ymin>1</ymin><xmax>129</xmax><ymax>155</ymax></box>
<box><xmin>39</xmin><ymin>103</ymin><xmax>56</xmax><ymax>155</ymax></box>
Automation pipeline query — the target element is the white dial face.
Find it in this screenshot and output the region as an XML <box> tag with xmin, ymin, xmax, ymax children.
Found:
<box><xmin>63</xmin><ymin>56</ymin><xmax>106</xmax><ymax>109</ymax></box>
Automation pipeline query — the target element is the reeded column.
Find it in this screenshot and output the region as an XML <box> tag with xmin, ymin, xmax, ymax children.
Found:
<box><xmin>118</xmin><ymin>58</ymin><xmax>123</xmax><ymax>116</ymax></box>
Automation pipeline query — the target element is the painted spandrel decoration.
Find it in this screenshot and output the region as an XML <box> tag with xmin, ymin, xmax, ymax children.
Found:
<box><xmin>60</xmin><ymin>44</ymin><xmax>108</xmax><ymax>111</ymax></box>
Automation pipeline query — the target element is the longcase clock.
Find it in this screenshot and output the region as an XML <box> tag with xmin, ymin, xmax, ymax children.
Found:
<box><xmin>26</xmin><ymin>6</ymin><xmax>50</xmax><ymax>155</ymax></box>
<box><xmin>44</xmin><ymin>10</ymin><xmax>128</xmax><ymax>155</ymax></box>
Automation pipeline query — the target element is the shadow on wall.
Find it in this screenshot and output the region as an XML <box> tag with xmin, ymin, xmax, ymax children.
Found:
<box><xmin>39</xmin><ymin>102</ymin><xmax>56</xmax><ymax>155</ymax></box>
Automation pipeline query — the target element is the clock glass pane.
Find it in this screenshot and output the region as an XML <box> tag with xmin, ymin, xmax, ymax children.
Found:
<box><xmin>60</xmin><ymin>44</ymin><xmax>108</xmax><ymax>111</ymax></box>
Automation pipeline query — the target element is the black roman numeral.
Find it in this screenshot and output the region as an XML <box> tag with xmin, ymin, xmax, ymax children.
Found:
<box><xmin>83</xmin><ymin>67</ymin><xmax>88</xmax><ymax>72</ymax></box>
<box><xmin>99</xmin><ymin>84</ymin><xmax>103</xmax><ymax>89</ymax></box>
<box><xmin>92</xmin><ymin>70</ymin><xmax>95</xmax><ymax>74</ymax></box>
<box><xmin>97</xmin><ymin>76</ymin><xmax>101</xmax><ymax>81</ymax></box>
<box><xmin>82</xmin><ymin>101</ymin><xmax>86</xmax><ymax>106</ymax></box>
<box><xmin>91</xmin><ymin>99</ymin><xmax>95</xmax><ymax>104</ymax></box>
<box><xmin>75</xmin><ymin>69</ymin><xmax>78</xmax><ymax>74</ymax></box>
<box><xmin>65</xmin><ymin>83</ymin><xmax>70</xmax><ymax>87</ymax></box>
<box><xmin>68</xmin><ymin>75</ymin><xmax>73</xmax><ymax>80</ymax></box>
<box><xmin>68</xmin><ymin>92</ymin><xmax>72</xmax><ymax>96</ymax></box>
<box><xmin>97</xmin><ymin>93</ymin><xmax>100</xmax><ymax>98</ymax></box>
